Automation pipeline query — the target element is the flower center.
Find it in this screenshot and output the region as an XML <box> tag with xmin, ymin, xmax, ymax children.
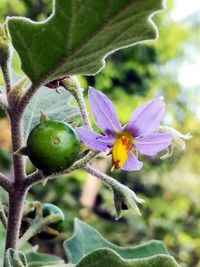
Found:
<box><xmin>112</xmin><ymin>133</ymin><xmax>133</xmax><ymax>169</ymax></box>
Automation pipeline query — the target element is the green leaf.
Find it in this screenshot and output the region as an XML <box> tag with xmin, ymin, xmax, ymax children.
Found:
<box><xmin>8</xmin><ymin>0</ymin><xmax>163</xmax><ymax>82</ymax></box>
<box><xmin>76</xmin><ymin>248</ymin><xmax>179</xmax><ymax>267</ymax></box>
<box><xmin>5</xmin><ymin>249</ymin><xmax>27</xmax><ymax>267</ymax></box>
<box><xmin>64</xmin><ymin>219</ymin><xmax>168</xmax><ymax>264</ymax></box>
<box><xmin>25</xmin><ymin>251</ymin><xmax>64</xmax><ymax>266</ymax></box>
<box><xmin>23</xmin><ymin>86</ymin><xmax>78</xmax><ymax>139</ymax></box>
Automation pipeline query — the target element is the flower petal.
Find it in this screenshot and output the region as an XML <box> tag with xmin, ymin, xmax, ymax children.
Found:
<box><xmin>126</xmin><ymin>97</ymin><xmax>165</xmax><ymax>137</ymax></box>
<box><xmin>121</xmin><ymin>152</ymin><xmax>143</xmax><ymax>171</ymax></box>
<box><xmin>88</xmin><ymin>87</ymin><xmax>121</xmax><ymax>132</ymax></box>
<box><xmin>135</xmin><ymin>133</ymin><xmax>172</xmax><ymax>156</ymax></box>
<box><xmin>76</xmin><ymin>127</ymin><xmax>114</xmax><ymax>152</ymax></box>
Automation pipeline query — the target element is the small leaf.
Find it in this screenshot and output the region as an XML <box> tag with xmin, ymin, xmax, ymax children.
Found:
<box><xmin>23</xmin><ymin>86</ymin><xmax>78</xmax><ymax>139</ymax></box>
<box><xmin>5</xmin><ymin>249</ymin><xmax>27</xmax><ymax>267</ymax></box>
<box><xmin>76</xmin><ymin>248</ymin><xmax>180</xmax><ymax>267</ymax></box>
<box><xmin>25</xmin><ymin>251</ymin><xmax>64</xmax><ymax>267</ymax></box>
<box><xmin>64</xmin><ymin>219</ymin><xmax>168</xmax><ymax>264</ymax></box>
<box><xmin>8</xmin><ymin>0</ymin><xmax>163</xmax><ymax>82</ymax></box>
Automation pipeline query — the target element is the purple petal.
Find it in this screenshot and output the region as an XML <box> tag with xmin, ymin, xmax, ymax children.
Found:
<box><xmin>126</xmin><ymin>97</ymin><xmax>165</xmax><ymax>137</ymax></box>
<box><xmin>135</xmin><ymin>133</ymin><xmax>172</xmax><ymax>156</ymax></box>
<box><xmin>76</xmin><ymin>127</ymin><xmax>114</xmax><ymax>152</ymax></box>
<box><xmin>121</xmin><ymin>152</ymin><xmax>143</xmax><ymax>171</ymax></box>
<box><xmin>88</xmin><ymin>87</ymin><xmax>121</xmax><ymax>132</ymax></box>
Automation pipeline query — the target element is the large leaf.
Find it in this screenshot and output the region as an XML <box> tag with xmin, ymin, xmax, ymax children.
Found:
<box><xmin>76</xmin><ymin>248</ymin><xmax>179</xmax><ymax>267</ymax></box>
<box><xmin>64</xmin><ymin>219</ymin><xmax>168</xmax><ymax>264</ymax></box>
<box><xmin>25</xmin><ymin>251</ymin><xmax>64</xmax><ymax>266</ymax></box>
<box><xmin>8</xmin><ymin>0</ymin><xmax>163</xmax><ymax>82</ymax></box>
<box><xmin>23</xmin><ymin>86</ymin><xmax>78</xmax><ymax>139</ymax></box>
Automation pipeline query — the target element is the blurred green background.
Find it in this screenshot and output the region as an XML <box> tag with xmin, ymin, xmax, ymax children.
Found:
<box><xmin>0</xmin><ymin>0</ymin><xmax>200</xmax><ymax>266</ymax></box>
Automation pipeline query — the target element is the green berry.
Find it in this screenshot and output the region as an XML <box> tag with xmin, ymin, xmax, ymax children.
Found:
<box><xmin>27</xmin><ymin>120</ymin><xmax>80</xmax><ymax>174</ymax></box>
<box><xmin>39</xmin><ymin>203</ymin><xmax>65</xmax><ymax>239</ymax></box>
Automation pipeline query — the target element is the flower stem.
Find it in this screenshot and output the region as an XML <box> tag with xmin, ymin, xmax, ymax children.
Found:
<box><xmin>25</xmin><ymin>151</ymin><xmax>99</xmax><ymax>187</ymax></box>
<box><xmin>83</xmin><ymin>164</ymin><xmax>120</xmax><ymax>189</ymax></box>
<box><xmin>62</xmin><ymin>78</ymin><xmax>91</xmax><ymax>129</ymax></box>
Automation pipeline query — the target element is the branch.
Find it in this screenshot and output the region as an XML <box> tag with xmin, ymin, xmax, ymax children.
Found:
<box><xmin>25</xmin><ymin>151</ymin><xmax>99</xmax><ymax>187</ymax></box>
<box><xmin>0</xmin><ymin>172</ymin><xmax>12</xmax><ymax>192</ymax></box>
<box><xmin>9</xmin><ymin>115</ymin><xmax>26</xmax><ymax>182</ymax></box>
<box><xmin>16</xmin><ymin>82</ymin><xmax>41</xmax><ymax>116</ymax></box>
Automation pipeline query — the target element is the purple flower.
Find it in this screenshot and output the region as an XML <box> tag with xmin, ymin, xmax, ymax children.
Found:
<box><xmin>76</xmin><ymin>87</ymin><xmax>172</xmax><ymax>171</ymax></box>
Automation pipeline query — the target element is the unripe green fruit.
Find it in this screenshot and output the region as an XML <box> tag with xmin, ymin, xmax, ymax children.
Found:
<box><xmin>43</xmin><ymin>203</ymin><xmax>64</xmax><ymax>231</ymax></box>
<box><xmin>27</xmin><ymin>120</ymin><xmax>80</xmax><ymax>174</ymax></box>
<box><xmin>39</xmin><ymin>203</ymin><xmax>65</xmax><ymax>239</ymax></box>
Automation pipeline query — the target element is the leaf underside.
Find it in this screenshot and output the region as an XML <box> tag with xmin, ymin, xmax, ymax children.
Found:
<box><xmin>5</xmin><ymin>248</ymin><xmax>27</xmax><ymax>267</ymax></box>
<box><xmin>64</xmin><ymin>219</ymin><xmax>178</xmax><ymax>267</ymax></box>
<box><xmin>23</xmin><ymin>86</ymin><xmax>78</xmax><ymax>139</ymax></box>
<box><xmin>8</xmin><ymin>0</ymin><xmax>163</xmax><ymax>82</ymax></box>
<box><xmin>25</xmin><ymin>251</ymin><xmax>64</xmax><ymax>266</ymax></box>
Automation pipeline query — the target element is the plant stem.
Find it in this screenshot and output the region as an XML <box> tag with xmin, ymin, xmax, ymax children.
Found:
<box><xmin>17</xmin><ymin>81</ymin><xmax>43</xmax><ymax>116</ymax></box>
<box><xmin>0</xmin><ymin>172</ymin><xmax>12</xmax><ymax>192</ymax></box>
<box><xmin>18</xmin><ymin>213</ymin><xmax>61</xmax><ymax>248</ymax></box>
<box><xmin>25</xmin><ymin>151</ymin><xmax>99</xmax><ymax>187</ymax></box>
<box><xmin>83</xmin><ymin>164</ymin><xmax>122</xmax><ymax>189</ymax></box>
<box><xmin>9</xmin><ymin>112</ymin><xmax>26</xmax><ymax>182</ymax></box>
<box><xmin>62</xmin><ymin>78</ymin><xmax>91</xmax><ymax>129</ymax></box>
<box><xmin>5</xmin><ymin>186</ymin><xmax>27</xmax><ymax>251</ymax></box>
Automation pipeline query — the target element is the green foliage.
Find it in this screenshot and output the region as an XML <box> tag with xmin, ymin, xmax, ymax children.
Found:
<box><xmin>64</xmin><ymin>219</ymin><xmax>179</xmax><ymax>267</ymax></box>
<box><xmin>5</xmin><ymin>249</ymin><xmax>27</xmax><ymax>267</ymax></box>
<box><xmin>23</xmin><ymin>86</ymin><xmax>78</xmax><ymax>139</ymax></box>
<box><xmin>76</xmin><ymin>248</ymin><xmax>179</xmax><ymax>267</ymax></box>
<box><xmin>0</xmin><ymin>147</ymin><xmax>12</xmax><ymax>171</ymax></box>
<box><xmin>8</xmin><ymin>0</ymin><xmax>163</xmax><ymax>82</ymax></box>
<box><xmin>64</xmin><ymin>219</ymin><xmax>168</xmax><ymax>264</ymax></box>
<box><xmin>25</xmin><ymin>251</ymin><xmax>64</xmax><ymax>266</ymax></box>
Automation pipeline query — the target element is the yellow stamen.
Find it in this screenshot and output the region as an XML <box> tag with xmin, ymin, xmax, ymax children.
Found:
<box><xmin>112</xmin><ymin>133</ymin><xmax>133</xmax><ymax>169</ymax></box>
